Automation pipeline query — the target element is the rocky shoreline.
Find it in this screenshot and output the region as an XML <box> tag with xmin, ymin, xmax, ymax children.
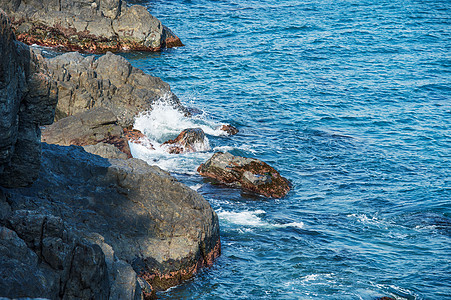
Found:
<box><xmin>0</xmin><ymin>8</ymin><xmax>219</xmax><ymax>299</ymax></box>
<box><xmin>0</xmin><ymin>0</ymin><xmax>183</xmax><ymax>53</ymax></box>
<box><xmin>0</xmin><ymin>2</ymin><xmax>290</xmax><ymax>298</ymax></box>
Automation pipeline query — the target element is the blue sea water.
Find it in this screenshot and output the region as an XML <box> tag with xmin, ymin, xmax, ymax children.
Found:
<box><xmin>124</xmin><ymin>0</ymin><xmax>450</xmax><ymax>298</ymax></box>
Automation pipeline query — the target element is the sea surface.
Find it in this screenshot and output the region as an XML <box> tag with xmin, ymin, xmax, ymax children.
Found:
<box><xmin>123</xmin><ymin>0</ymin><xmax>450</xmax><ymax>298</ymax></box>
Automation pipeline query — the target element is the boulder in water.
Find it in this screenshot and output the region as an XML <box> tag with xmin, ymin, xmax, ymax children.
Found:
<box><xmin>218</xmin><ymin>124</ymin><xmax>239</xmax><ymax>136</ymax></box>
<box><xmin>163</xmin><ymin>128</ymin><xmax>210</xmax><ymax>154</ymax></box>
<box><xmin>124</xmin><ymin>128</ymin><xmax>155</xmax><ymax>150</ymax></box>
<box><xmin>198</xmin><ymin>152</ymin><xmax>290</xmax><ymax>198</ymax></box>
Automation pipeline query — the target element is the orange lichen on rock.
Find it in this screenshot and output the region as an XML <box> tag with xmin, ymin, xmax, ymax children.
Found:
<box><xmin>138</xmin><ymin>238</ymin><xmax>221</xmax><ymax>299</ymax></box>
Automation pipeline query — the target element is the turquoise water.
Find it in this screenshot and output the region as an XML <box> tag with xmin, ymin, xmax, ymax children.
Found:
<box><xmin>125</xmin><ymin>0</ymin><xmax>450</xmax><ymax>298</ymax></box>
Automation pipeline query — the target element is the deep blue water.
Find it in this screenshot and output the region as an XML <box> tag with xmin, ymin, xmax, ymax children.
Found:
<box><xmin>125</xmin><ymin>0</ymin><xmax>450</xmax><ymax>298</ymax></box>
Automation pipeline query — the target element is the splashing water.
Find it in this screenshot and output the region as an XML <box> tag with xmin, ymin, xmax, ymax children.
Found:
<box><xmin>130</xmin><ymin>99</ymin><xmax>232</xmax><ymax>174</ymax></box>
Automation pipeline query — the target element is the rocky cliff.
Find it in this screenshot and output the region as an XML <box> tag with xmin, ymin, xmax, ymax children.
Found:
<box><xmin>0</xmin><ymin>0</ymin><xmax>183</xmax><ymax>53</ymax></box>
<box><xmin>0</xmin><ymin>9</ymin><xmax>57</xmax><ymax>188</ymax></box>
<box><xmin>0</xmin><ymin>10</ymin><xmax>220</xmax><ymax>299</ymax></box>
<box><xmin>45</xmin><ymin>51</ymin><xmax>188</xmax><ymax>127</ymax></box>
<box><xmin>1</xmin><ymin>143</ymin><xmax>221</xmax><ymax>299</ymax></box>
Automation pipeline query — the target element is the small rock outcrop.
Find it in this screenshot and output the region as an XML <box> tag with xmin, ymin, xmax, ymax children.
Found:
<box><xmin>0</xmin><ymin>10</ymin><xmax>57</xmax><ymax>188</ymax></box>
<box><xmin>0</xmin><ymin>0</ymin><xmax>183</xmax><ymax>53</ymax></box>
<box><xmin>46</xmin><ymin>51</ymin><xmax>189</xmax><ymax>127</ymax></box>
<box><xmin>162</xmin><ymin>128</ymin><xmax>210</xmax><ymax>154</ymax></box>
<box><xmin>198</xmin><ymin>152</ymin><xmax>290</xmax><ymax>198</ymax></box>
<box><xmin>41</xmin><ymin>107</ymin><xmax>132</xmax><ymax>158</ymax></box>
<box><xmin>3</xmin><ymin>144</ymin><xmax>221</xmax><ymax>298</ymax></box>
<box><xmin>219</xmin><ymin>124</ymin><xmax>239</xmax><ymax>136</ymax></box>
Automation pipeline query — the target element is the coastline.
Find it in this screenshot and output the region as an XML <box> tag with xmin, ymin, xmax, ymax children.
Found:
<box><xmin>0</xmin><ymin>4</ymin><xmax>220</xmax><ymax>298</ymax></box>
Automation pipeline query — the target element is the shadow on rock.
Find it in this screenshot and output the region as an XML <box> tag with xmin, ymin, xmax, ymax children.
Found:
<box><xmin>2</xmin><ymin>144</ymin><xmax>220</xmax><ymax>298</ymax></box>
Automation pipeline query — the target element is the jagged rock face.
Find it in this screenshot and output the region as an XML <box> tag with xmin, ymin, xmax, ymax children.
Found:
<box><xmin>46</xmin><ymin>51</ymin><xmax>189</xmax><ymax>127</ymax></box>
<box><xmin>41</xmin><ymin>106</ymin><xmax>132</xmax><ymax>158</ymax></box>
<box><xmin>198</xmin><ymin>152</ymin><xmax>291</xmax><ymax>198</ymax></box>
<box><xmin>0</xmin><ymin>0</ymin><xmax>183</xmax><ymax>53</ymax></box>
<box><xmin>4</xmin><ymin>143</ymin><xmax>221</xmax><ymax>296</ymax></box>
<box><xmin>0</xmin><ymin>211</ymin><xmax>110</xmax><ymax>299</ymax></box>
<box><xmin>0</xmin><ymin>10</ymin><xmax>57</xmax><ymax>188</ymax></box>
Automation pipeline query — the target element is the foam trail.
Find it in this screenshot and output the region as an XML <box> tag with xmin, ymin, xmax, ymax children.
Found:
<box><xmin>218</xmin><ymin>210</ymin><xmax>305</xmax><ymax>229</ymax></box>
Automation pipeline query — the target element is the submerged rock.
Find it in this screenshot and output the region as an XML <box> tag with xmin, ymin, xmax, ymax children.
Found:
<box><xmin>3</xmin><ymin>143</ymin><xmax>221</xmax><ymax>298</ymax></box>
<box><xmin>41</xmin><ymin>107</ymin><xmax>132</xmax><ymax>158</ymax></box>
<box><xmin>0</xmin><ymin>10</ymin><xmax>57</xmax><ymax>188</ymax></box>
<box><xmin>218</xmin><ymin>124</ymin><xmax>239</xmax><ymax>136</ymax></box>
<box><xmin>0</xmin><ymin>0</ymin><xmax>183</xmax><ymax>53</ymax></box>
<box><xmin>198</xmin><ymin>152</ymin><xmax>290</xmax><ymax>198</ymax></box>
<box><xmin>46</xmin><ymin>51</ymin><xmax>189</xmax><ymax>127</ymax></box>
<box><xmin>163</xmin><ymin>128</ymin><xmax>210</xmax><ymax>154</ymax></box>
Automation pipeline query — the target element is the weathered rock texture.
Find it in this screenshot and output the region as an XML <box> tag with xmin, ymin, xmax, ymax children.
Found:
<box><xmin>198</xmin><ymin>152</ymin><xmax>291</xmax><ymax>198</ymax></box>
<box><xmin>0</xmin><ymin>213</ymin><xmax>111</xmax><ymax>299</ymax></box>
<box><xmin>1</xmin><ymin>11</ymin><xmax>220</xmax><ymax>299</ymax></box>
<box><xmin>0</xmin><ymin>10</ymin><xmax>57</xmax><ymax>188</ymax></box>
<box><xmin>83</xmin><ymin>142</ymin><xmax>129</xmax><ymax>159</ymax></box>
<box><xmin>46</xmin><ymin>51</ymin><xmax>188</xmax><ymax>127</ymax></box>
<box><xmin>162</xmin><ymin>128</ymin><xmax>210</xmax><ymax>154</ymax></box>
<box><xmin>1</xmin><ymin>144</ymin><xmax>221</xmax><ymax>298</ymax></box>
<box><xmin>41</xmin><ymin>106</ymin><xmax>132</xmax><ymax>158</ymax></box>
<box><xmin>0</xmin><ymin>0</ymin><xmax>183</xmax><ymax>53</ymax></box>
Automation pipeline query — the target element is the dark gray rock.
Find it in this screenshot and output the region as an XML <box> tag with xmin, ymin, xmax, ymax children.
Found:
<box><xmin>46</xmin><ymin>51</ymin><xmax>189</xmax><ymax>127</ymax></box>
<box><xmin>0</xmin><ymin>0</ymin><xmax>183</xmax><ymax>53</ymax></box>
<box><xmin>0</xmin><ymin>209</ymin><xmax>110</xmax><ymax>299</ymax></box>
<box><xmin>0</xmin><ymin>10</ymin><xmax>57</xmax><ymax>188</ymax></box>
<box><xmin>0</xmin><ymin>11</ymin><xmax>219</xmax><ymax>299</ymax></box>
<box><xmin>198</xmin><ymin>152</ymin><xmax>291</xmax><ymax>198</ymax></box>
<box><xmin>5</xmin><ymin>143</ymin><xmax>221</xmax><ymax>296</ymax></box>
<box><xmin>0</xmin><ymin>226</ymin><xmax>59</xmax><ymax>299</ymax></box>
<box><xmin>41</xmin><ymin>107</ymin><xmax>132</xmax><ymax>158</ymax></box>
<box><xmin>83</xmin><ymin>142</ymin><xmax>129</xmax><ymax>159</ymax></box>
<box><xmin>162</xmin><ymin>128</ymin><xmax>210</xmax><ymax>154</ymax></box>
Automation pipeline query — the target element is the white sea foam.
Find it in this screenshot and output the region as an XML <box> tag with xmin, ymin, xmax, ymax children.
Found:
<box><xmin>218</xmin><ymin>210</ymin><xmax>304</xmax><ymax>229</ymax></box>
<box><xmin>130</xmin><ymin>98</ymin><xmax>246</xmax><ymax>173</ymax></box>
<box><xmin>218</xmin><ymin>210</ymin><xmax>267</xmax><ymax>226</ymax></box>
<box><xmin>130</xmin><ymin>141</ymin><xmax>212</xmax><ymax>174</ymax></box>
<box><xmin>189</xmin><ymin>184</ymin><xmax>204</xmax><ymax>191</ymax></box>
<box><xmin>300</xmin><ymin>273</ymin><xmax>335</xmax><ymax>284</ymax></box>
<box><xmin>134</xmin><ymin>99</ymin><xmax>228</xmax><ymax>143</ymax></box>
<box><xmin>213</xmin><ymin>144</ymin><xmax>257</xmax><ymax>154</ymax></box>
<box><xmin>348</xmin><ymin>213</ymin><xmax>385</xmax><ymax>226</ymax></box>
